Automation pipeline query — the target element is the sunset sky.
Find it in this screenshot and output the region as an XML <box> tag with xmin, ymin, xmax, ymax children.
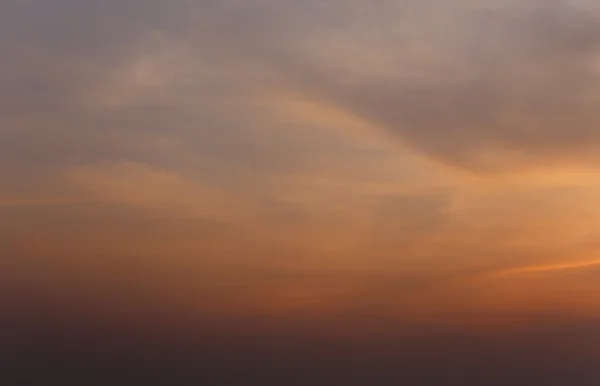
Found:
<box><xmin>3</xmin><ymin>0</ymin><xmax>600</xmax><ymax>383</ymax></box>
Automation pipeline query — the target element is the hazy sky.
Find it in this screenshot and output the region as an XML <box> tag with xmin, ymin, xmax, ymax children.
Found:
<box><xmin>4</xmin><ymin>0</ymin><xmax>600</xmax><ymax>359</ymax></box>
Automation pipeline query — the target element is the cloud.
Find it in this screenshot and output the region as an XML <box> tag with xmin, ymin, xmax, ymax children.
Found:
<box><xmin>313</xmin><ymin>1</ymin><xmax>600</xmax><ymax>172</ymax></box>
<box><xmin>489</xmin><ymin>257</ymin><xmax>600</xmax><ymax>277</ymax></box>
<box><xmin>192</xmin><ymin>0</ymin><xmax>600</xmax><ymax>172</ymax></box>
<box><xmin>4</xmin><ymin>0</ymin><xmax>600</xmax><ymax>174</ymax></box>
<box><xmin>68</xmin><ymin>161</ymin><xmax>254</xmax><ymax>221</ymax></box>
<box><xmin>5</xmin><ymin>0</ymin><xmax>600</xmax><ymax>330</ymax></box>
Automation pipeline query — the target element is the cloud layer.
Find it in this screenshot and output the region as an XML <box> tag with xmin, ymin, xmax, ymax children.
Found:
<box><xmin>3</xmin><ymin>0</ymin><xmax>600</xmax><ymax>334</ymax></box>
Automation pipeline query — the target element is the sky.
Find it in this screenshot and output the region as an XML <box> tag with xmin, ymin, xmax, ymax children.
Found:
<box><xmin>3</xmin><ymin>0</ymin><xmax>600</xmax><ymax>384</ymax></box>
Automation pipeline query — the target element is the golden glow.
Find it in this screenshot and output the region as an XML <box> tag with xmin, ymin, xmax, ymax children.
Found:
<box><xmin>4</xmin><ymin>0</ymin><xmax>600</xmax><ymax>334</ymax></box>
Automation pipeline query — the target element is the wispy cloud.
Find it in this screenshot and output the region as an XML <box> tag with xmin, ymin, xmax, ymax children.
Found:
<box><xmin>491</xmin><ymin>258</ymin><xmax>600</xmax><ymax>277</ymax></box>
<box><xmin>4</xmin><ymin>0</ymin><xmax>600</xmax><ymax>328</ymax></box>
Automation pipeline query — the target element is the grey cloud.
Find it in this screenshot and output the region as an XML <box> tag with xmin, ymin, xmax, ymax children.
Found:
<box><xmin>0</xmin><ymin>0</ymin><xmax>344</xmax><ymax>182</ymax></box>
<box><xmin>6</xmin><ymin>0</ymin><xmax>600</xmax><ymax>176</ymax></box>
<box><xmin>0</xmin><ymin>0</ymin><xmax>189</xmax><ymax>159</ymax></box>
<box><xmin>300</xmin><ymin>1</ymin><xmax>600</xmax><ymax>171</ymax></box>
<box><xmin>202</xmin><ymin>0</ymin><xmax>600</xmax><ymax>172</ymax></box>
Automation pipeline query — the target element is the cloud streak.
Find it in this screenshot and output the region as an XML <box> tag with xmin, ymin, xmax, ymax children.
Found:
<box><xmin>491</xmin><ymin>257</ymin><xmax>600</xmax><ymax>277</ymax></box>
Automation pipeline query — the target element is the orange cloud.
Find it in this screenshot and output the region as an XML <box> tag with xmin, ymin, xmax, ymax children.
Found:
<box><xmin>490</xmin><ymin>258</ymin><xmax>600</xmax><ymax>278</ymax></box>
